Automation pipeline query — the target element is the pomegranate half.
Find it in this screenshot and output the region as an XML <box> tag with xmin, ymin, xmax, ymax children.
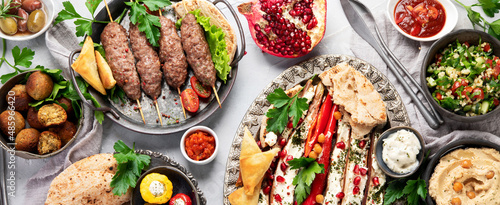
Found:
<box><xmin>238</xmin><ymin>0</ymin><xmax>326</xmax><ymax>58</ymax></box>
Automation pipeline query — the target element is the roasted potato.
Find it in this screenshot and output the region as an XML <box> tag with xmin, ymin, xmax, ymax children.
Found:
<box><xmin>26</xmin><ymin>71</ymin><xmax>53</xmax><ymax>100</ymax></box>
<box><xmin>38</xmin><ymin>103</ymin><xmax>67</xmax><ymax>127</ymax></box>
<box><xmin>0</xmin><ymin>110</ymin><xmax>25</xmax><ymax>138</ymax></box>
<box><xmin>37</xmin><ymin>131</ymin><xmax>61</xmax><ymax>155</ymax></box>
<box><xmin>27</xmin><ymin>107</ymin><xmax>45</xmax><ymax>129</ymax></box>
<box><xmin>48</xmin><ymin>121</ymin><xmax>76</xmax><ymax>146</ymax></box>
<box><xmin>6</xmin><ymin>84</ymin><xmax>33</xmax><ymax>112</ymax></box>
<box><xmin>15</xmin><ymin>128</ymin><xmax>40</xmax><ymax>152</ymax></box>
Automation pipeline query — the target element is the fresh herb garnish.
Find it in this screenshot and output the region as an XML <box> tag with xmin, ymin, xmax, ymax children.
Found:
<box><xmin>0</xmin><ymin>0</ymin><xmax>21</xmax><ymax>19</ymax></box>
<box><xmin>265</xmin><ymin>88</ymin><xmax>308</xmax><ymax>134</ymax></box>
<box><xmin>54</xmin><ymin>0</ymin><xmax>109</xmax><ymax>37</ymax></box>
<box><xmin>0</xmin><ymin>46</ymin><xmax>35</xmax><ymax>83</ymax></box>
<box><xmin>454</xmin><ymin>0</ymin><xmax>500</xmax><ymax>40</ymax></box>
<box><xmin>109</xmin><ymin>86</ymin><xmax>126</xmax><ymax>104</ymax></box>
<box><xmin>125</xmin><ymin>0</ymin><xmax>172</xmax><ymax>47</ymax></box>
<box><xmin>384</xmin><ymin>178</ymin><xmax>427</xmax><ymax>205</ymax></box>
<box><xmin>110</xmin><ymin>140</ymin><xmax>151</xmax><ymax>196</ymax></box>
<box><xmin>289</xmin><ymin>157</ymin><xmax>324</xmax><ymax>205</ymax></box>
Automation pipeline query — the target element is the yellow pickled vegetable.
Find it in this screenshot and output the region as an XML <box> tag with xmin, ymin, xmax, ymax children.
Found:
<box><xmin>140</xmin><ymin>173</ymin><xmax>173</xmax><ymax>204</ymax></box>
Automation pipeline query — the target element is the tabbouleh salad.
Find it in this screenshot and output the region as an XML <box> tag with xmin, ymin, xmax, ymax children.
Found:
<box><xmin>426</xmin><ymin>39</ymin><xmax>500</xmax><ymax>116</ymax></box>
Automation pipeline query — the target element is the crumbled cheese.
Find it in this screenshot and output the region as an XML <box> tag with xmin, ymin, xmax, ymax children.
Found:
<box><xmin>265</xmin><ymin>132</ymin><xmax>278</xmax><ymax>146</ymax></box>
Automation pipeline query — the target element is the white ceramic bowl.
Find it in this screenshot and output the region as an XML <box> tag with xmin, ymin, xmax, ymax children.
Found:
<box><xmin>386</xmin><ymin>0</ymin><xmax>458</xmax><ymax>41</ymax></box>
<box><xmin>0</xmin><ymin>0</ymin><xmax>55</xmax><ymax>41</ymax></box>
<box><xmin>180</xmin><ymin>126</ymin><xmax>219</xmax><ymax>165</ymax></box>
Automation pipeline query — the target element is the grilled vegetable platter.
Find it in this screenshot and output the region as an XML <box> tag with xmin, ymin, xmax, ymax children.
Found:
<box><xmin>59</xmin><ymin>0</ymin><xmax>245</xmax><ymax>134</ymax></box>
<box><xmin>223</xmin><ymin>55</ymin><xmax>411</xmax><ymax>205</ymax></box>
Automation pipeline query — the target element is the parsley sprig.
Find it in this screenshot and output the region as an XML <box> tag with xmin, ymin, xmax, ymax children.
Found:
<box><xmin>110</xmin><ymin>140</ymin><xmax>151</xmax><ymax>196</ymax></box>
<box><xmin>384</xmin><ymin>178</ymin><xmax>427</xmax><ymax>205</ymax></box>
<box><xmin>0</xmin><ymin>46</ymin><xmax>35</xmax><ymax>83</ymax></box>
<box><xmin>454</xmin><ymin>0</ymin><xmax>500</xmax><ymax>39</ymax></box>
<box><xmin>289</xmin><ymin>157</ymin><xmax>324</xmax><ymax>205</ymax></box>
<box><xmin>54</xmin><ymin>0</ymin><xmax>109</xmax><ymax>37</ymax></box>
<box><xmin>265</xmin><ymin>88</ymin><xmax>309</xmax><ymax>134</ymax></box>
<box><xmin>125</xmin><ymin>0</ymin><xmax>171</xmax><ymax>47</ymax></box>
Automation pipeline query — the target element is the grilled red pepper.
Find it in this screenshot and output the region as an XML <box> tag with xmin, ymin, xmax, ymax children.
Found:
<box><xmin>169</xmin><ymin>193</ymin><xmax>192</xmax><ymax>205</ymax></box>
<box><xmin>304</xmin><ymin>95</ymin><xmax>332</xmax><ymax>157</ymax></box>
<box><xmin>302</xmin><ymin>104</ymin><xmax>339</xmax><ymax>205</ymax></box>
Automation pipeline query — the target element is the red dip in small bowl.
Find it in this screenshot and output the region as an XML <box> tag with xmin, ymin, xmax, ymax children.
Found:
<box><xmin>394</xmin><ymin>0</ymin><xmax>446</xmax><ymax>37</ymax></box>
<box><xmin>184</xmin><ymin>130</ymin><xmax>215</xmax><ymax>161</ymax></box>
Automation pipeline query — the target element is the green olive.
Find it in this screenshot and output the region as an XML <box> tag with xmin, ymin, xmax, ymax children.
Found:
<box><xmin>0</xmin><ymin>17</ymin><xmax>18</xmax><ymax>35</ymax></box>
<box><xmin>27</xmin><ymin>9</ymin><xmax>45</xmax><ymax>33</ymax></box>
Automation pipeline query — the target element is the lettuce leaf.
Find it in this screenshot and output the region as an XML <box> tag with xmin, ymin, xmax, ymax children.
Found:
<box><xmin>188</xmin><ymin>9</ymin><xmax>232</xmax><ymax>84</ymax></box>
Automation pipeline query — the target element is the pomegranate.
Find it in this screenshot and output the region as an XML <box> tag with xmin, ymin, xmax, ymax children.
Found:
<box><xmin>238</xmin><ymin>0</ymin><xmax>326</xmax><ymax>58</ymax></box>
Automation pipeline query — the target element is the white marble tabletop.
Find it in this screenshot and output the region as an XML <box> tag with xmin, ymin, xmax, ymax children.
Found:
<box><xmin>1</xmin><ymin>0</ymin><xmax>488</xmax><ymax>204</ymax></box>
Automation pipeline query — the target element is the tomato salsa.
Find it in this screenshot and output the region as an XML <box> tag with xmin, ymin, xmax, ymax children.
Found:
<box><xmin>394</xmin><ymin>0</ymin><xmax>446</xmax><ymax>37</ymax></box>
<box><xmin>185</xmin><ymin>130</ymin><xmax>216</xmax><ymax>161</ymax></box>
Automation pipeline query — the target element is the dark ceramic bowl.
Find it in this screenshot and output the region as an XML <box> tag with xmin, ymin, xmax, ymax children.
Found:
<box><xmin>132</xmin><ymin>166</ymin><xmax>200</xmax><ymax>205</ymax></box>
<box><xmin>375</xmin><ymin>126</ymin><xmax>425</xmax><ymax>178</ymax></box>
<box><xmin>421</xmin><ymin>29</ymin><xmax>500</xmax><ymax>122</ymax></box>
<box><xmin>422</xmin><ymin>139</ymin><xmax>500</xmax><ymax>205</ymax></box>
<box><xmin>0</xmin><ymin>71</ymin><xmax>83</xmax><ymax>159</ymax></box>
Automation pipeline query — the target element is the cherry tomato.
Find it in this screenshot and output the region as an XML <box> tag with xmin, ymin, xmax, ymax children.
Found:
<box><xmin>484</xmin><ymin>43</ymin><xmax>491</xmax><ymax>52</ymax></box>
<box><xmin>190</xmin><ymin>76</ymin><xmax>211</xmax><ymax>98</ymax></box>
<box><xmin>451</xmin><ymin>81</ymin><xmax>461</xmax><ymax>95</ymax></box>
<box><xmin>472</xmin><ymin>88</ymin><xmax>484</xmax><ymax>100</ymax></box>
<box><xmin>169</xmin><ymin>193</ymin><xmax>192</xmax><ymax>205</ymax></box>
<box><xmin>494</xmin><ymin>99</ymin><xmax>499</xmax><ymax>106</ymax></box>
<box><xmin>462</xmin><ymin>86</ymin><xmax>473</xmax><ymax>101</ymax></box>
<box><xmin>181</xmin><ymin>89</ymin><xmax>199</xmax><ymax>113</ymax></box>
<box><xmin>436</xmin><ymin>92</ymin><xmax>443</xmax><ymax>100</ymax></box>
<box><xmin>493</xmin><ymin>63</ymin><xmax>500</xmax><ymax>79</ymax></box>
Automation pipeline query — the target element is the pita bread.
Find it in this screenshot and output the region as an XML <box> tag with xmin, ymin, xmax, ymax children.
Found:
<box><xmin>319</xmin><ymin>63</ymin><xmax>387</xmax><ymax>138</ymax></box>
<box><xmin>45</xmin><ymin>171</ymin><xmax>130</xmax><ymax>205</ymax></box>
<box><xmin>173</xmin><ymin>0</ymin><xmax>237</xmax><ymax>63</ymax></box>
<box><xmin>95</xmin><ymin>51</ymin><xmax>116</xmax><ymax>90</ymax></box>
<box><xmin>45</xmin><ymin>153</ymin><xmax>131</xmax><ymax>204</ymax></box>
<box><xmin>71</xmin><ymin>36</ymin><xmax>106</xmax><ymax>95</ymax></box>
<box><xmin>240</xmin><ymin>148</ymin><xmax>279</xmax><ymax>195</ymax></box>
<box><xmin>228</xmin><ymin>179</ymin><xmax>262</xmax><ymax>205</ymax></box>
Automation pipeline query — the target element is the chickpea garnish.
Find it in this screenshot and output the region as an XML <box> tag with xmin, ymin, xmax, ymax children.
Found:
<box><xmin>461</xmin><ymin>159</ymin><xmax>472</xmax><ymax>168</ymax></box>
<box><xmin>309</xmin><ymin>151</ymin><xmax>318</xmax><ymax>159</ymax></box>
<box><xmin>315</xmin><ymin>194</ymin><xmax>324</xmax><ymax>203</ymax></box>
<box><xmin>317</xmin><ymin>133</ymin><xmax>325</xmax><ymax>143</ymax></box>
<box><xmin>452</xmin><ymin>182</ymin><xmax>463</xmax><ymax>192</ymax></box>
<box><xmin>313</xmin><ymin>143</ymin><xmax>322</xmax><ymax>154</ymax></box>
<box><xmin>451</xmin><ymin>197</ymin><xmax>461</xmax><ymax>205</ymax></box>
<box><xmin>467</xmin><ymin>191</ymin><xmax>476</xmax><ymax>199</ymax></box>
<box><xmin>486</xmin><ymin>170</ymin><xmax>495</xmax><ymax>179</ymax></box>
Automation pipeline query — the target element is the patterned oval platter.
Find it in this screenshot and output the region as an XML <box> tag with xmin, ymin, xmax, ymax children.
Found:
<box><xmin>222</xmin><ymin>54</ymin><xmax>410</xmax><ymax>204</ymax></box>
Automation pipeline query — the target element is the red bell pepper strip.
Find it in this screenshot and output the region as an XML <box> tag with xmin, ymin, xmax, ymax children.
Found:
<box><xmin>304</xmin><ymin>95</ymin><xmax>332</xmax><ymax>157</ymax></box>
<box><xmin>302</xmin><ymin>104</ymin><xmax>339</xmax><ymax>205</ymax></box>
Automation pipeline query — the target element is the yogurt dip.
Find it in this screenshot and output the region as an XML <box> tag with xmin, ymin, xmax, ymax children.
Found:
<box><xmin>382</xmin><ymin>129</ymin><xmax>421</xmax><ymax>174</ymax></box>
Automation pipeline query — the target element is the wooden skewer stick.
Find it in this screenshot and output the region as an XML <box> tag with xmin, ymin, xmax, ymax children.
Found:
<box><xmin>213</xmin><ymin>86</ymin><xmax>221</xmax><ymax>108</ymax></box>
<box><xmin>136</xmin><ymin>99</ymin><xmax>146</xmax><ymax>124</ymax></box>
<box><xmin>103</xmin><ymin>0</ymin><xmax>113</xmax><ymax>22</ymax></box>
<box><xmin>154</xmin><ymin>99</ymin><xmax>163</xmax><ymax>125</ymax></box>
<box><xmin>178</xmin><ymin>87</ymin><xmax>187</xmax><ymax>119</ymax></box>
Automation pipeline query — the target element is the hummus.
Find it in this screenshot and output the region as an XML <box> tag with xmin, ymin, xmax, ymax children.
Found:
<box><xmin>429</xmin><ymin>148</ymin><xmax>500</xmax><ymax>205</ymax></box>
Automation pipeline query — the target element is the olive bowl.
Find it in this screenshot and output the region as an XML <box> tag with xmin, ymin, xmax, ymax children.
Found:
<box><xmin>0</xmin><ymin>0</ymin><xmax>55</xmax><ymax>41</ymax></box>
<box><xmin>420</xmin><ymin>29</ymin><xmax>500</xmax><ymax>123</ymax></box>
<box><xmin>131</xmin><ymin>166</ymin><xmax>201</xmax><ymax>205</ymax></box>
<box><xmin>0</xmin><ymin>71</ymin><xmax>83</xmax><ymax>159</ymax></box>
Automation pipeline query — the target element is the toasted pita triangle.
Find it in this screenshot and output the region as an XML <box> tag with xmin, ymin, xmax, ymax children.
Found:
<box><xmin>228</xmin><ymin>178</ymin><xmax>262</xmax><ymax>205</ymax></box>
<box><xmin>240</xmin><ymin>127</ymin><xmax>261</xmax><ymax>159</ymax></box>
<box><xmin>71</xmin><ymin>36</ymin><xmax>106</xmax><ymax>95</ymax></box>
<box><xmin>240</xmin><ymin>148</ymin><xmax>279</xmax><ymax>195</ymax></box>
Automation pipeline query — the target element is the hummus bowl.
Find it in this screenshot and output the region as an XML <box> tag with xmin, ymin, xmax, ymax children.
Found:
<box><xmin>423</xmin><ymin>139</ymin><xmax>500</xmax><ymax>205</ymax></box>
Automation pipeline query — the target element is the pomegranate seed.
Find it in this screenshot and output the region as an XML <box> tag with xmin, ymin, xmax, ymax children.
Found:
<box><xmin>294</xmin><ymin>202</ymin><xmax>297</xmax><ymax>205</ymax></box>
<box><xmin>307</xmin><ymin>17</ymin><xmax>318</xmax><ymax>30</ymax></box>
<box><xmin>269</xmin><ymin>174</ymin><xmax>274</xmax><ymax>180</ymax></box>
<box><xmin>353</xmin><ymin>176</ymin><xmax>361</xmax><ymax>185</ymax></box>
<box><xmin>303</xmin><ymin>15</ymin><xmax>312</xmax><ymax>23</ymax></box>
<box><xmin>304</xmin><ymin>8</ymin><xmax>312</xmax><ymax>14</ymax></box>
<box><xmin>354</xmin><ymin>165</ymin><xmax>360</xmax><ymax>175</ymax></box>
<box><xmin>372</xmin><ymin>177</ymin><xmax>380</xmax><ymax>186</ymax></box>
<box><xmin>264</xmin><ymin>186</ymin><xmax>271</xmax><ymax>195</ymax></box>
<box><xmin>274</xmin><ymin>194</ymin><xmax>282</xmax><ymax>202</ymax></box>
<box><xmin>267</xmin><ymin>168</ymin><xmax>272</xmax><ymax>175</ymax></box>
<box><xmin>279</xmin><ymin>138</ymin><xmax>287</xmax><ymax>147</ymax></box>
<box><xmin>285</xmin><ymin>155</ymin><xmax>294</xmax><ymax>162</ymax></box>
<box><xmin>254</xmin><ymin>24</ymin><xmax>261</xmax><ymax>31</ymax></box>
<box><xmin>359</xmin><ymin>140</ymin><xmax>366</xmax><ymax>149</ymax></box>
<box><xmin>336</xmin><ymin>192</ymin><xmax>345</xmax><ymax>199</ymax></box>
<box><xmin>360</xmin><ymin>168</ymin><xmax>367</xmax><ymax>176</ymax></box>
<box><xmin>336</xmin><ymin>141</ymin><xmax>346</xmax><ymax>149</ymax></box>
<box><xmin>277</xmin><ymin>176</ymin><xmax>285</xmax><ymax>183</ymax></box>
<box><xmin>257</xmin><ymin>141</ymin><xmax>262</xmax><ymax>147</ymax></box>
<box><xmin>353</xmin><ymin>186</ymin><xmax>360</xmax><ymax>195</ymax></box>
<box><xmin>279</xmin><ymin>150</ymin><xmax>287</xmax><ymax>158</ymax></box>
<box><xmin>281</xmin><ymin>162</ymin><xmax>287</xmax><ymax>172</ymax></box>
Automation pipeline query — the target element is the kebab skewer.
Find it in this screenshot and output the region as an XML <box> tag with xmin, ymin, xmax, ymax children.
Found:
<box><xmin>100</xmin><ymin>0</ymin><xmax>145</xmax><ymax>124</ymax></box>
